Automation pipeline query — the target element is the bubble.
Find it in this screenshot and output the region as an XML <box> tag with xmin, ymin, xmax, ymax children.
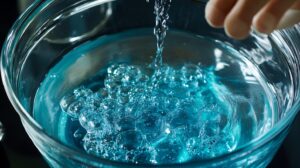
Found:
<box><xmin>60</xmin><ymin>63</ymin><xmax>237</xmax><ymax>164</ymax></box>
<box><xmin>136</xmin><ymin>111</ymin><xmax>163</xmax><ymax>141</ymax></box>
<box><xmin>121</xmin><ymin>65</ymin><xmax>143</xmax><ymax>85</ymax></box>
<box><xmin>163</xmin><ymin>97</ymin><xmax>180</xmax><ymax>112</ymax></box>
<box><xmin>116</xmin><ymin>85</ymin><xmax>131</xmax><ymax>104</ymax></box>
<box><xmin>104</xmin><ymin>79</ymin><xmax>118</xmax><ymax>92</ymax></box>
<box><xmin>78</xmin><ymin>110</ymin><xmax>95</xmax><ymax>131</ymax></box>
<box><xmin>107</xmin><ymin>64</ymin><xmax>124</xmax><ymax>82</ymax></box>
<box><xmin>82</xmin><ymin>132</ymin><xmax>102</xmax><ymax>155</ymax></box>
<box><xmin>181</xmin><ymin>64</ymin><xmax>204</xmax><ymax>81</ymax></box>
<box><xmin>116</xmin><ymin>130</ymin><xmax>144</xmax><ymax>151</ymax></box>
<box><xmin>115</xmin><ymin>117</ymin><xmax>136</xmax><ymax>132</ymax></box>
<box><xmin>170</xmin><ymin>110</ymin><xmax>192</xmax><ymax>128</ymax></box>
<box><xmin>133</xmin><ymin>145</ymin><xmax>157</xmax><ymax>164</ymax></box>
<box><xmin>60</xmin><ymin>94</ymin><xmax>76</xmax><ymax>114</ymax></box>
<box><xmin>186</xmin><ymin>137</ymin><xmax>201</xmax><ymax>156</ymax></box>
<box><xmin>154</xmin><ymin>137</ymin><xmax>183</xmax><ymax>163</ymax></box>
<box><xmin>100</xmin><ymin>98</ymin><xmax>117</xmax><ymax>111</ymax></box>
<box><xmin>66</xmin><ymin>100</ymin><xmax>84</xmax><ymax>118</ymax></box>
<box><xmin>85</xmin><ymin>93</ymin><xmax>102</xmax><ymax>109</ymax></box>
<box><xmin>73</xmin><ymin>87</ymin><xmax>92</xmax><ymax>99</ymax></box>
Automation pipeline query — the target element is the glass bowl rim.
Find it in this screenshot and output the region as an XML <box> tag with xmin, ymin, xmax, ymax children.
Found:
<box><xmin>1</xmin><ymin>0</ymin><xmax>300</xmax><ymax>167</ymax></box>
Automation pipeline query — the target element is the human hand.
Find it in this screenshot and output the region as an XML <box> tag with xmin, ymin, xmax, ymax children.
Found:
<box><xmin>205</xmin><ymin>0</ymin><xmax>300</xmax><ymax>39</ymax></box>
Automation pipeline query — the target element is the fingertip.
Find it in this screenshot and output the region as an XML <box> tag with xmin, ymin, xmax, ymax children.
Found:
<box><xmin>253</xmin><ymin>13</ymin><xmax>277</xmax><ymax>34</ymax></box>
<box><xmin>224</xmin><ymin>18</ymin><xmax>251</xmax><ymax>40</ymax></box>
<box><xmin>205</xmin><ymin>1</ymin><xmax>225</xmax><ymax>28</ymax></box>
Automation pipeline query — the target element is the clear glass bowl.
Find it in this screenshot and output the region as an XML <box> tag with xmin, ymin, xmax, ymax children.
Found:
<box><xmin>1</xmin><ymin>0</ymin><xmax>300</xmax><ymax>167</ymax></box>
<box><xmin>0</xmin><ymin>121</ymin><xmax>4</xmax><ymax>141</ymax></box>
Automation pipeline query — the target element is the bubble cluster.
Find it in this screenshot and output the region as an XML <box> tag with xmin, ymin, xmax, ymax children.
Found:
<box><xmin>60</xmin><ymin>63</ymin><xmax>238</xmax><ymax>164</ymax></box>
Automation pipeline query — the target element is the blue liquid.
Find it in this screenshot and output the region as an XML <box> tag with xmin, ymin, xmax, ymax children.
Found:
<box><xmin>33</xmin><ymin>29</ymin><xmax>275</xmax><ymax>164</ymax></box>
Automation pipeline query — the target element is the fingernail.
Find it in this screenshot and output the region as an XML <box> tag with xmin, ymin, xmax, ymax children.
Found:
<box><xmin>258</xmin><ymin>13</ymin><xmax>277</xmax><ymax>33</ymax></box>
<box><xmin>225</xmin><ymin>18</ymin><xmax>250</xmax><ymax>40</ymax></box>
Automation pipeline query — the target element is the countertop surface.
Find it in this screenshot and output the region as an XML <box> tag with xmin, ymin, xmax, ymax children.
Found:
<box><xmin>0</xmin><ymin>1</ymin><xmax>299</xmax><ymax>168</ymax></box>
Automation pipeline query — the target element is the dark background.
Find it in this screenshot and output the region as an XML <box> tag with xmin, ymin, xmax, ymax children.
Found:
<box><xmin>0</xmin><ymin>1</ymin><xmax>300</xmax><ymax>168</ymax></box>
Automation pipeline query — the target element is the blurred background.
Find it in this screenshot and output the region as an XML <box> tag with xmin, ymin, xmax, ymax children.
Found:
<box><xmin>0</xmin><ymin>1</ymin><xmax>299</xmax><ymax>167</ymax></box>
